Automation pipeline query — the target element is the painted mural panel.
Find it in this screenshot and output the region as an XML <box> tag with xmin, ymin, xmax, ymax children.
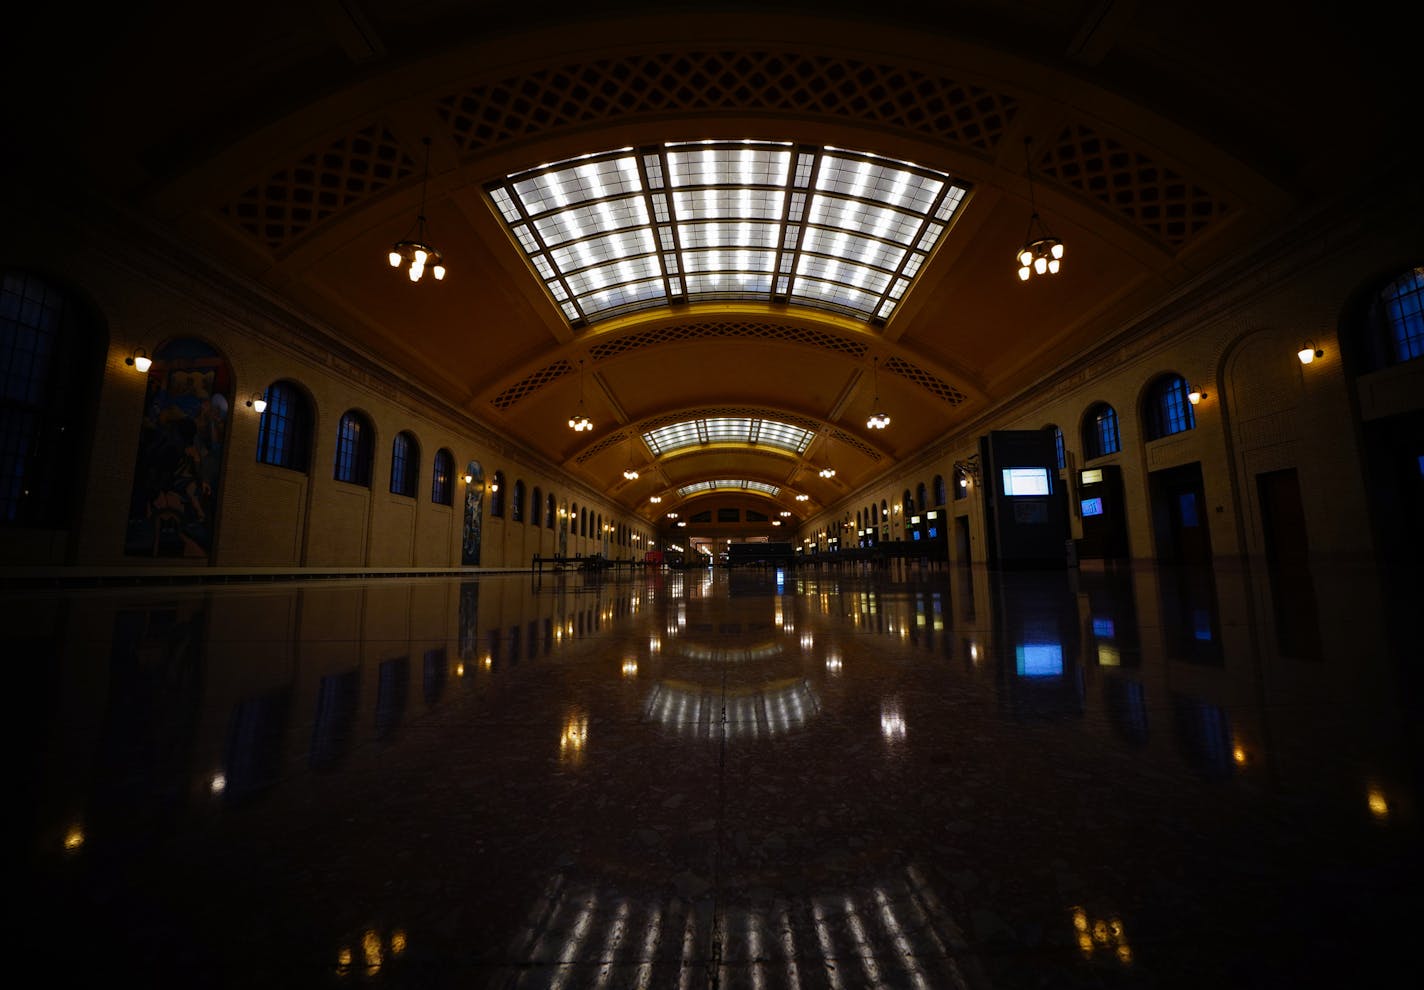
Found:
<box><xmin>461</xmin><ymin>460</ymin><xmax>484</xmax><ymax>566</ymax></box>
<box><xmin>124</xmin><ymin>338</ymin><xmax>231</xmax><ymax>559</ymax></box>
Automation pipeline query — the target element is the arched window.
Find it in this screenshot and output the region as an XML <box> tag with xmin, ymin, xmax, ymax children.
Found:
<box><xmin>0</xmin><ymin>270</ymin><xmax>102</xmax><ymax>527</ymax></box>
<box><xmin>933</xmin><ymin>474</ymin><xmax>946</xmax><ymax>506</ymax></box>
<box><xmin>1082</xmin><ymin>403</ymin><xmax>1121</xmax><ymax>460</ymax></box>
<box><xmin>1144</xmin><ymin>375</ymin><xmax>1195</xmax><ymax>440</ymax></box>
<box><xmin>597</xmin><ymin>513</ymin><xmax>603</xmax><ymax>539</ymax></box>
<box><xmin>431</xmin><ymin>448</ymin><xmax>454</xmax><ymax>505</ymax></box>
<box><xmin>1378</xmin><ymin>266</ymin><xmax>1423</xmax><ymax>364</ymax></box>
<box><xmin>512</xmin><ymin>479</ymin><xmax>526</xmax><ymax>522</ymax></box>
<box><xmin>581</xmin><ymin>507</ymin><xmax>588</xmax><ymax>537</ymax></box>
<box><xmin>1045</xmin><ymin>425</ymin><xmax>1065</xmax><ymax>470</ymax></box>
<box><xmin>902</xmin><ymin>489</ymin><xmax>913</xmax><ymax>517</ymax></box>
<box><xmin>546</xmin><ymin>492</ymin><xmax>556</xmax><ymax>528</ymax></box>
<box><xmin>255</xmin><ymin>380</ymin><xmax>312</xmax><ymax>472</ymax></box>
<box><xmin>490</xmin><ymin>470</ymin><xmax>506</xmax><ymax>517</ymax></box>
<box><xmin>531</xmin><ymin>486</ymin><xmax>542</xmax><ymax>526</ymax></box>
<box><xmin>334</xmin><ymin>410</ymin><xmax>374</xmax><ymax>486</ymax></box>
<box><xmin>916</xmin><ymin>482</ymin><xmax>927</xmax><ymax>512</ymax></box>
<box><xmin>390</xmin><ymin>431</ymin><xmax>419</xmax><ymax>497</ymax></box>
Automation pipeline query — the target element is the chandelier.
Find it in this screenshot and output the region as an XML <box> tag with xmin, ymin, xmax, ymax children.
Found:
<box><xmin>865</xmin><ymin>356</ymin><xmax>890</xmax><ymax>430</ymax></box>
<box><xmin>622</xmin><ymin>441</ymin><xmax>640</xmax><ymax>480</ymax></box>
<box><xmin>819</xmin><ymin>466</ymin><xmax>836</xmax><ymax>478</ymax></box>
<box><xmin>388</xmin><ymin>137</ymin><xmax>446</xmax><ymax>283</ymax></box>
<box><xmin>568</xmin><ymin>359</ymin><xmax>593</xmax><ymax>432</ymax></box>
<box><xmin>1016</xmin><ymin>137</ymin><xmax>1064</xmax><ymax>282</ymax></box>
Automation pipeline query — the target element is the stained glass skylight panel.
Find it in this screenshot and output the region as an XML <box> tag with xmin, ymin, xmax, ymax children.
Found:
<box><xmin>488</xmin><ymin>141</ymin><xmax>969</xmax><ymax>326</ymax></box>
<box><xmin>641</xmin><ymin>417</ymin><xmax>814</xmax><ymax>456</ymax></box>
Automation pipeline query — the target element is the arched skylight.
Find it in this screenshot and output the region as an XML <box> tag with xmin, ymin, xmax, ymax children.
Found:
<box><xmin>642</xmin><ymin>416</ymin><xmax>813</xmax><ymax>456</ymax></box>
<box><xmin>678</xmin><ymin>480</ymin><xmax>782</xmax><ymax>497</ymax></box>
<box><xmin>487</xmin><ymin>141</ymin><xmax>969</xmax><ymax>327</ymax></box>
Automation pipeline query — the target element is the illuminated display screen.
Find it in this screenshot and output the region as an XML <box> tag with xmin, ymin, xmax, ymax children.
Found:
<box><xmin>1081</xmin><ymin>497</ymin><xmax>1104</xmax><ymax>517</ymax></box>
<box><xmin>1092</xmin><ymin>617</ymin><xmax>1115</xmax><ymax>638</ymax></box>
<box><xmin>1080</xmin><ymin>468</ymin><xmax>1104</xmax><ymax>484</ymax></box>
<box><xmin>1015</xmin><ymin>643</ymin><xmax>1064</xmax><ymax>677</ymax></box>
<box><xmin>1001</xmin><ymin>467</ymin><xmax>1051</xmax><ymax>496</ymax></box>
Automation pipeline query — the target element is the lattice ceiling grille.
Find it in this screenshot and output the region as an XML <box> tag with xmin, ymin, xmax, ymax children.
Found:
<box><xmin>1038</xmin><ymin>124</ymin><xmax>1233</xmax><ymax>248</ymax></box>
<box><xmin>884</xmin><ymin>356</ymin><xmax>967</xmax><ymax>405</ymax></box>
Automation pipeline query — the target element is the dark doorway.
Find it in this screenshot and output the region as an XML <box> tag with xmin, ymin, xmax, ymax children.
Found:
<box><xmin>1150</xmin><ymin>462</ymin><xmax>1212</xmax><ymax>564</ymax></box>
<box><xmin>954</xmin><ymin>515</ymin><xmax>971</xmax><ymax>564</ymax></box>
<box><xmin>1256</xmin><ymin>468</ymin><xmax>1321</xmax><ymax>659</ymax></box>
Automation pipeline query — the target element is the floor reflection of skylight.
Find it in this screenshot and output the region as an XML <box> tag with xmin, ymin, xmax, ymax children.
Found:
<box><xmin>643</xmin><ymin>416</ymin><xmax>813</xmax><ymax>456</ymax></box>
<box><xmin>487</xmin><ymin>141</ymin><xmax>968</xmax><ymax>326</ymax></box>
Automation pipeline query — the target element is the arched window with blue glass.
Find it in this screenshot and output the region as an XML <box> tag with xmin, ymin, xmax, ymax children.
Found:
<box><xmin>389</xmin><ymin>430</ymin><xmax>419</xmax><ymax>497</ymax></box>
<box><xmin>933</xmin><ymin>475</ymin><xmax>946</xmax><ymax>506</ymax></box>
<box><xmin>1143</xmin><ymin>375</ymin><xmax>1196</xmax><ymax>441</ymax></box>
<box><xmin>431</xmin><ymin>448</ymin><xmax>454</xmax><ymax>505</ymax></box>
<box><xmin>255</xmin><ymin>380</ymin><xmax>313</xmax><ymax>473</ymax></box>
<box><xmin>916</xmin><ymin>482</ymin><xmax>927</xmax><ymax>512</ymax></box>
<box><xmin>1380</xmin><ymin>267</ymin><xmax>1423</xmax><ymax>363</ymax></box>
<box><xmin>333</xmin><ymin>410</ymin><xmax>374</xmax><ymax>486</ymax></box>
<box><xmin>490</xmin><ymin>470</ymin><xmax>506</xmax><ymax>517</ymax></box>
<box><xmin>512</xmin><ymin>479</ymin><xmax>526</xmax><ymax>523</ymax></box>
<box><xmin>1082</xmin><ymin>403</ymin><xmax>1121</xmax><ymax>460</ymax></box>
<box><xmin>1044</xmin><ymin>424</ymin><xmax>1066</xmax><ymax>470</ymax></box>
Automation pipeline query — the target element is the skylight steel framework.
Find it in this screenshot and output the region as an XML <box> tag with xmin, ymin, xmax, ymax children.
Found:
<box><xmin>487</xmin><ymin>141</ymin><xmax>969</xmax><ymax>327</ymax></box>
<box><xmin>642</xmin><ymin>416</ymin><xmax>813</xmax><ymax>456</ymax></box>
<box><xmin>678</xmin><ymin>480</ymin><xmax>782</xmax><ymax>497</ymax></box>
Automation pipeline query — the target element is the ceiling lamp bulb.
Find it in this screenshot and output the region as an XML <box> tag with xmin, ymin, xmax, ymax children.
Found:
<box><xmin>433</xmin><ymin>265</ymin><xmax>446</xmax><ymax>280</ymax></box>
<box><xmin>1018</xmin><ymin>248</ymin><xmax>1034</xmax><ymax>267</ymax></box>
<box><xmin>1017</xmin><ymin>265</ymin><xmax>1031</xmax><ymax>281</ymax></box>
<box><xmin>388</xmin><ymin>251</ymin><xmax>402</xmax><ymax>267</ymax></box>
<box><xmin>1051</xmin><ymin>242</ymin><xmax>1065</xmax><ymax>260</ymax></box>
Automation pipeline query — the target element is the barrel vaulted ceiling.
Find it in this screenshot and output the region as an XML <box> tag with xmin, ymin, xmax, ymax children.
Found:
<box><xmin>5</xmin><ymin>1</ymin><xmax>1412</xmax><ymax>522</ymax></box>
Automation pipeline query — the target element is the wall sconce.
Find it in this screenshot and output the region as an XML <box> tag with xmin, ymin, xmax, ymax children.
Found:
<box><xmin>1298</xmin><ymin>341</ymin><xmax>1324</xmax><ymax>364</ymax></box>
<box><xmin>489</xmin><ymin>481</ymin><xmax>499</xmax><ymax>493</ymax></box>
<box><xmin>463</xmin><ymin>472</ymin><xmax>474</xmax><ymax>484</ymax></box>
<box><xmin>124</xmin><ymin>347</ymin><xmax>152</xmax><ymax>373</ymax></box>
<box><xmin>954</xmin><ymin>454</ymin><xmax>981</xmax><ymax>488</ymax></box>
<box><xmin>245</xmin><ymin>392</ymin><xmax>268</xmax><ymax>413</ymax></box>
<box><xmin>1187</xmin><ymin>386</ymin><xmax>1207</xmax><ymax>405</ymax></box>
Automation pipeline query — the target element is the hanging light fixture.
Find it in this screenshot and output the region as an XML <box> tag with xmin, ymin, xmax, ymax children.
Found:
<box><xmin>865</xmin><ymin>356</ymin><xmax>891</xmax><ymax>430</ymax></box>
<box><xmin>1016</xmin><ymin>137</ymin><xmax>1064</xmax><ymax>282</ymax></box>
<box><xmin>388</xmin><ymin>137</ymin><xmax>446</xmax><ymax>283</ymax></box>
<box><xmin>819</xmin><ymin>465</ymin><xmax>836</xmax><ymax>478</ymax></box>
<box><xmin>622</xmin><ymin>439</ymin><xmax>640</xmax><ymax>480</ymax></box>
<box><xmin>568</xmin><ymin>359</ymin><xmax>593</xmax><ymax>432</ymax></box>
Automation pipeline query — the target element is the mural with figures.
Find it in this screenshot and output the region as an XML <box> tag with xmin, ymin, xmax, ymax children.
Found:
<box><xmin>461</xmin><ymin>461</ymin><xmax>484</xmax><ymax>566</ymax></box>
<box><xmin>124</xmin><ymin>338</ymin><xmax>231</xmax><ymax>559</ymax></box>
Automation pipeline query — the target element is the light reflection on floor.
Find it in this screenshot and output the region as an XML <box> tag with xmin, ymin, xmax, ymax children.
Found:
<box><xmin>16</xmin><ymin>560</ymin><xmax>1423</xmax><ymax>988</ymax></box>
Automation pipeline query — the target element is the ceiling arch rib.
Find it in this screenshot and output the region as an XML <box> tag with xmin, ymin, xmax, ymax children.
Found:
<box><xmin>570</xmin><ymin>406</ymin><xmax>889</xmax><ymax>467</ymax></box>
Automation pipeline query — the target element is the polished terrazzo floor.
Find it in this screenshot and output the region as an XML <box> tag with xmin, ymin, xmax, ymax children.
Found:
<box><xmin>18</xmin><ymin>561</ymin><xmax>1422</xmax><ymax>988</ymax></box>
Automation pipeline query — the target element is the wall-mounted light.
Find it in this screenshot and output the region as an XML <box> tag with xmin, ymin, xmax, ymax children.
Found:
<box><xmin>245</xmin><ymin>392</ymin><xmax>268</xmax><ymax>413</ymax></box>
<box><xmin>1187</xmin><ymin>386</ymin><xmax>1207</xmax><ymax>405</ymax></box>
<box><xmin>1298</xmin><ymin>341</ymin><xmax>1324</xmax><ymax>364</ymax></box>
<box><xmin>124</xmin><ymin>347</ymin><xmax>152</xmax><ymax>373</ymax></box>
<box><xmin>489</xmin><ymin>481</ymin><xmax>499</xmax><ymax>493</ymax></box>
